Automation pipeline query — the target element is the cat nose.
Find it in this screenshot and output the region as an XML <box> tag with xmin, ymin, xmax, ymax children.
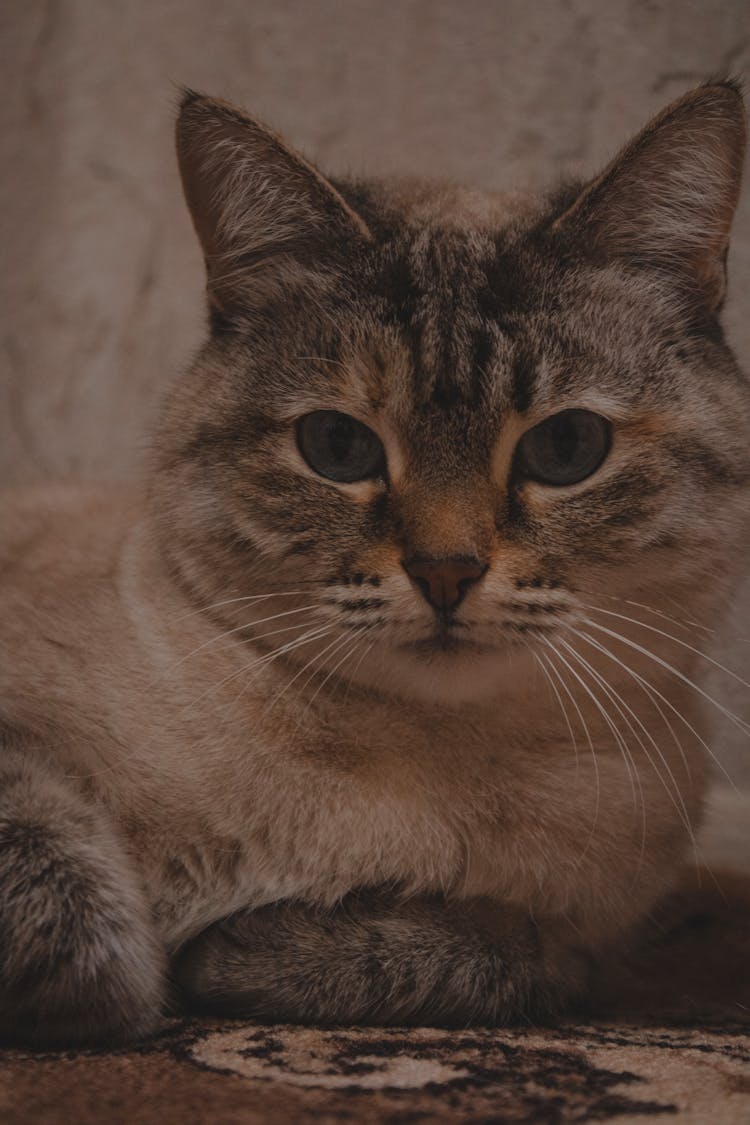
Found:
<box><xmin>402</xmin><ymin>555</ymin><xmax>488</xmax><ymax>614</ymax></box>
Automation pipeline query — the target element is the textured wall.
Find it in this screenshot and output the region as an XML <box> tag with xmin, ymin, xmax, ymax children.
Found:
<box><xmin>2</xmin><ymin>0</ymin><xmax>750</xmax><ymax>780</ymax></box>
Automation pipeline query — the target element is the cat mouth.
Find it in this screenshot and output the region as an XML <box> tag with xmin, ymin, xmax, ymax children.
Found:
<box><xmin>404</xmin><ymin>623</ymin><xmax>491</xmax><ymax>656</ymax></box>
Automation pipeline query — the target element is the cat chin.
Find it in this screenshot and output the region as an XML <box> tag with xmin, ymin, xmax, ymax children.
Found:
<box><xmin>353</xmin><ymin>643</ymin><xmax>534</xmax><ymax>709</ymax></box>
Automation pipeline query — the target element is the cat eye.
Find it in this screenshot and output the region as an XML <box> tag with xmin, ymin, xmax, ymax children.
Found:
<box><xmin>296</xmin><ymin>411</ymin><xmax>386</xmax><ymax>483</ymax></box>
<box><xmin>515</xmin><ymin>409</ymin><xmax>611</xmax><ymax>486</ymax></box>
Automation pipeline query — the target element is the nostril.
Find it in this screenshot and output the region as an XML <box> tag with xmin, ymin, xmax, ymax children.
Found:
<box><xmin>402</xmin><ymin>556</ymin><xmax>488</xmax><ymax>613</ymax></box>
<box><xmin>410</xmin><ymin>574</ymin><xmax>432</xmax><ymax>604</ymax></box>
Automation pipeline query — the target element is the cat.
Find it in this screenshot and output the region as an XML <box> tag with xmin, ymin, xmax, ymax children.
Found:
<box><xmin>0</xmin><ymin>80</ymin><xmax>748</xmax><ymax>1046</ymax></box>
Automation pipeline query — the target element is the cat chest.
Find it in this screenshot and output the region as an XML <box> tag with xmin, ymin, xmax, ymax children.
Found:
<box><xmin>146</xmin><ymin>749</ymin><xmax>519</xmax><ymax>948</ymax></box>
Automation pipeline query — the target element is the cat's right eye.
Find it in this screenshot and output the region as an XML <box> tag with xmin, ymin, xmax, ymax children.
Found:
<box><xmin>296</xmin><ymin>411</ymin><xmax>386</xmax><ymax>483</ymax></box>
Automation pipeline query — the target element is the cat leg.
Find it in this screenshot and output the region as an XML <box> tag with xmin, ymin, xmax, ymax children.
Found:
<box><xmin>0</xmin><ymin>746</ymin><xmax>166</xmax><ymax>1046</ymax></box>
<box><xmin>175</xmin><ymin>891</ymin><xmax>589</xmax><ymax>1026</ymax></box>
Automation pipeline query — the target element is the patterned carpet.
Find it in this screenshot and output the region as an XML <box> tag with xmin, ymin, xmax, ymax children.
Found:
<box><xmin>1</xmin><ymin>871</ymin><xmax>748</xmax><ymax>1124</ymax></box>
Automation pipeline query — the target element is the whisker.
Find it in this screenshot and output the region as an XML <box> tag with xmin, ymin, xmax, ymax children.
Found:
<box><xmin>583</xmin><ymin>617</ymin><xmax>750</xmax><ymax>740</ymax></box>
<box><xmin>540</xmin><ymin>642</ymin><xmax>602</xmax><ymax>847</ymax></box>
<box><xmin>342</xmin><ymin>638</ymin><xmax>376</xmax><ymax>704</ymax></box>
<box><xmin>265</xmin><ymin>628</ymin><xmax>350</xmax><ymax>714</ymax></box>
<box><xmin>574</xmin><ymin>626</ymin><xmax>740</xmax><ymax>796</ymax></box>
<box><xmin>583</xmin><ymin>604</ymin><xmax>750</xmax><ymax>694</ymax></box>
<box><xmin>192</xmin><ymin>622</ymin><xmax>333</xmax><ymax>711</ymax></box>
<box><xmin>559</xmin><ymin>638</ymin><xmax>695</xmax><ymax>859</ymax></box>
<box><xmin>570</xmin><ymin>626</ymin><xmax>692</xmax><ymax>783</ymax></box>
<box><xmin>531</xmin><ymin>648</ymin><xmax>581</xmax><ymax>783</ymax></box>
<box><xmin>545</xmin><ymin>640</ymin><xmax>648</xmax><ymax>876</ymax></box>
<box><xmin>296</xmin><ymin>626</ymin><xmax>363</xmax><ymax>701</ymax></box>
<box><xmin>231</xmin><ymin>623</ymin><xmax>336</xmax><ymax>706</ymax></box>
<box><xmin>551</xmin><ymin>640</ymin><xmax>642</xmax><ymax>811</ymax></box>
<box><xmin>168</xmin><ymin>603</ymin><xmax>321</xmax><ymax>672</ymax></box>
<box><xmin>609</xmin><ymin>596</ymin><xmax>716</xmax><ymax>638</ymax></box>
<box><xmin>173</xmin><ymin>589</ymin><xmax>312</xmax><ymax>624</ymax></box>
<box><xmin>300</xmin><ymin>627</ymin><xmax>370</xmax><ymax>721</ymax></box>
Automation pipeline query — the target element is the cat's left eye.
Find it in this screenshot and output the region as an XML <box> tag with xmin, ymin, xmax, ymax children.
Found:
<box><xmin>514</xmin><ymin>409</ymin><xmax>611</xmax><ymax>486</ymax></box>
<box><xmin>296</xmin><ymin>411</ymin><xmax>386</xmax><ymax>483</ymax></box>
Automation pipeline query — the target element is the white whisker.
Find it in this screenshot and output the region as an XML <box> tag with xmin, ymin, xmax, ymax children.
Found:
<box><xmin>614</xmin><ymin>596</ymin><xmax>715</xmax><ymax>637</ymax></box>
<box><xmin>550</xmin><ymin>640</ymin><xmax>642</xmax><ymax>811</ymax></box>
<box><xmin>584</xmin><ymin>604</ymin><xmax>750</xmax><ymax>693</ymax></box>
<box><xmin>169</xmin><ymin>603</ymin><xmax>321</xmax><ymax>672</ymax></box>
<box><xmin>540</xmin><ymin>642</ymin><xmax>602</xmax><ymax>849</ymax></box>
<box><xmin>574</xmin><ymin>626</ymin><xmax>740</xmax><ymax>795</ymax></box>
<box><xmin>300</xmin><ymin>627</ymin><xmax>370</xmax><ymax>721</ymax></box>
<box><xmin>191</xmin><ymin>622</ymin><xmax>333</xmax><ymax>711</ymax></box>
<box><xmin>342</xmin><ymin>636</ymin><xmax>376</xmax><ymax>706</ymax></box>
<box><xmin>531</xmin><ymin>648</ymin><xmax>580</xmax><ymax>780</ymax></box>
<box><xmin>570</xmin><ymin>626</ymin><xmax>692</xmax><ymax>782</ymax></box>
<box><xmin>559</xmin><ymin>638</ymin><xmax>694</xmax><ymax>861</ymax></box>
<box><xmin>546</xmin><ymin>640</ymin><xmax>650</xmax><ymax>877</ymax></box>
<box><xmin>173</xmin><ymin>589</ymin><xmax>311</xmax><ymax>624</ymax></box>
<box><xmin>583</xmin><ymin>617</ymin><xmax>750</xmax><ymax>740</ymax></box>
<box><xmin>296</xmin><ymin>627</ymin><xmax>362</xmax><ymax>701</ymax></box>
<box><xmin>265</xmin><ymin>628</ymin><xmax>351</xmax><ymax>714</ymax></box>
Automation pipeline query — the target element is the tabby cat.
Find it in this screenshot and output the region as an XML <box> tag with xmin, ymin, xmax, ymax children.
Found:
<box><xmin>0</xmin><ymin>81</ymin><xmax>748</xmax><ymax>1045</ymax></box>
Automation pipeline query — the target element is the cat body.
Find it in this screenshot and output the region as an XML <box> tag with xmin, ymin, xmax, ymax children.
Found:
<box><xmin>0</xmin><ymin>82</ymin><xmax>748</xmax><ymax>1043</ymax></box>
<box><xmin>1</xmin><ymin>484</ymin><xmax>695</xmax><ymax>949</ymax></box>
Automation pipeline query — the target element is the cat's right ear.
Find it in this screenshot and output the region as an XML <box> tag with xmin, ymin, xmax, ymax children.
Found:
<box><xmin>176</xmin><ymin>91</ymin><xmax>372</xmax><ymax>323</ymax></box>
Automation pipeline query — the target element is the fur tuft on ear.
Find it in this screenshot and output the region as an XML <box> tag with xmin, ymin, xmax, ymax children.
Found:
<box><xmin>175</xmin><ymin>91</ymin><xmax>372</xmax><ymax>321</ymax></box>
<box><xmin>553</xmin><ymin>82</ymin><xmax>746</xmax><ymax>313</ymax></box>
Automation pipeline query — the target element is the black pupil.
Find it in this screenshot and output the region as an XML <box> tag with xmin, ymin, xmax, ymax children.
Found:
<box><xmin>549</xmin><ymin>413</ymin><xmax>579</xmax><ymax>465</ymax></box>
<box><xmin>328</xmin><ymin>415</ymin><xmax>355</xmax><ymax>462</ymax></box>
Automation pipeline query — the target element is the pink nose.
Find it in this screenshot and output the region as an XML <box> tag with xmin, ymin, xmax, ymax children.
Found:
<box><xmin>402</xmin><ymin>556</ymin><xmax>487</xmax><ymax>613</ymax></box>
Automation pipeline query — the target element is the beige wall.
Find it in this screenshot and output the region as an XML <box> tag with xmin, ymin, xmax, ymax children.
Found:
<box><xmin>2</xmin><ymin>0</ymin><xmax>750</xmax><ymax>781</ymax></box>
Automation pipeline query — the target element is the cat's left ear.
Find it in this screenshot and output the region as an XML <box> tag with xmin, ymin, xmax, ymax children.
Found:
<box><xmin>176</xmin><ymin>92</ymin><xmax>372</xmax><ymax>320</ymax></box>
<box><xmin>553</xmin><ymin>82</ymin><xmax>746</xmax><ymax>314</ymax></box>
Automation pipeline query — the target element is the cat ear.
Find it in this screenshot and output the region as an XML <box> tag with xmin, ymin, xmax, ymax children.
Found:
<box><xmin>176</xmin><ymin>91</ymin><xmax>372</xmax><ymax>320</ymax></box>
<box><xmin>553</xmin><ymin>82</ymin><xmax>746</xmax><ymax>313</ymax></box>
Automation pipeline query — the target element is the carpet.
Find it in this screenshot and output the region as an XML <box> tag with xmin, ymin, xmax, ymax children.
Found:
<box><xmin>1</xmin><ymin>870</ymin><xmax>748</xmax><ymax>1124</ymax></box>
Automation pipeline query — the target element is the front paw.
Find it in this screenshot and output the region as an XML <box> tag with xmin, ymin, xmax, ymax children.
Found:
<box><xmin>175</xmin><ymin>892</ymin><xmax>586</xmax><ymax>1026</ymax></box>
<box><xmin>0</xmin><ymin>763</ymin><xmax>166</xmax><ymax>1047</ymax></box>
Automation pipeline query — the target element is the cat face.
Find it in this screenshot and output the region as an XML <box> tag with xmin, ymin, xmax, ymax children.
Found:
<box><xmin>153</xmin><ymin>86</ymin><xmax>750</xmax><ymax>705</ymax></box>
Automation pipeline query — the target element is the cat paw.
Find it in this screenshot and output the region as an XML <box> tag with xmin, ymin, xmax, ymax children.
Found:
<box><xmin>175</xmin><ymin>892</ymin><xmax>584</xmax><ymax>1027</ymax></box>
<box><xmin>0</xmin><ymin>761</ymin><xmax>166</xmax><ymax>1046</ymax></box>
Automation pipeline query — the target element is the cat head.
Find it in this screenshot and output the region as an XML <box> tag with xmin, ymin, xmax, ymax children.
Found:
<box><xmin>152</xmin><ymin>83</ymin><xmax>750</xmax><ymax>706</ymax></box>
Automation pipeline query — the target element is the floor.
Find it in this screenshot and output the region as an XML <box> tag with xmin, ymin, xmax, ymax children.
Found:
<box><xmin>2</xmin><ymin>869</ymin><xmax>749</xmax><ymax>1124</ymax></box>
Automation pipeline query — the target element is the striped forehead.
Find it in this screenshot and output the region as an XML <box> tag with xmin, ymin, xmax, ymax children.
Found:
<box><xmin>379</xmin><ymin>228</ymin><xmax>496</xmax><ymax>407</ymax></box>
<box><xmin>367</xmin><ymin>226</ymin><xmax>553</xmax><ymax>426</ymax></box>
